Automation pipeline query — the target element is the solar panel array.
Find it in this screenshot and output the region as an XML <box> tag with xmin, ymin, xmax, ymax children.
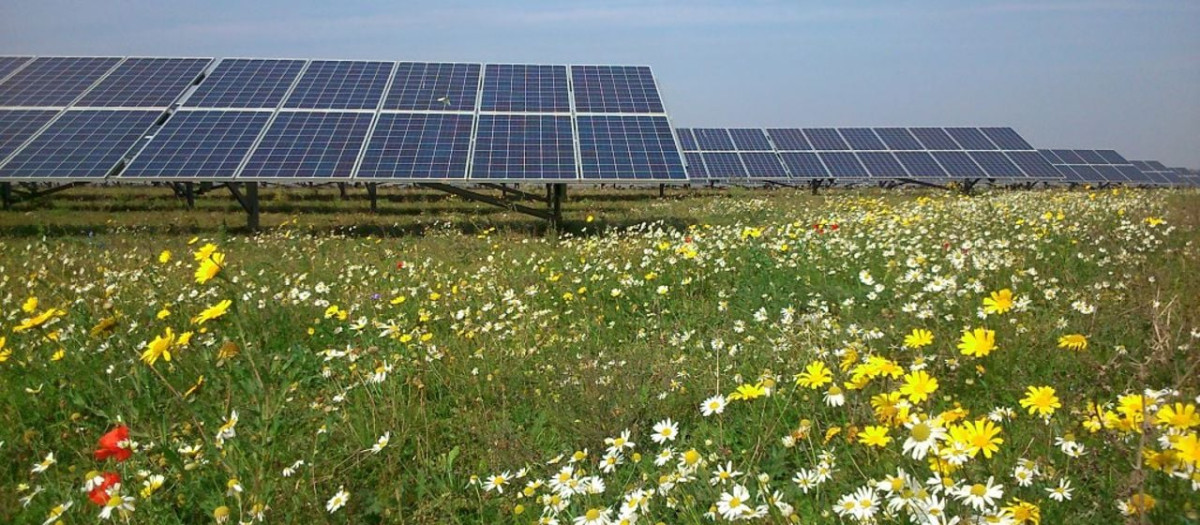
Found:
<box><xmin>0</xmin><ymin>57</ymin><xmax>686</xmax><ymax>182</ymax></box>
<box><xmin>1038</xmin><ymin>149</ymin><xmax>1150</xmax><ymax>185</ymax></box>
<box><xmin>676</xmin><ymin>127</ymin><xmax>1061</xmax><ymax>181</ymax></box>
<box><xmin>1129</xmin><ymin>161</ymin><xmax>1193</xmax><ymax>186</ymax></box>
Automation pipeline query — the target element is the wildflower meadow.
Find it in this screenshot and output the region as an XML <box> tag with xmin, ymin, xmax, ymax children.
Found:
<box><xmin>1</xmin><ymin>187</ymin><xmax>1198</xmax><ymax>524</ymax></box>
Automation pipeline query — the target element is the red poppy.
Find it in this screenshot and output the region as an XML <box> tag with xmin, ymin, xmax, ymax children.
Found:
<box><xmin>830</xmin><ymin>223</ymin><xmax>839</xmax><ymax>231</ymax></box>
<box><xmin>88</xmin><ymin>472</ymin><xmax>121</xmax><ymax>505</ymax></box>
<box><xmin>396</xmin><ymin>260</ymin><xmax>405</xmax><ymax>270</ymax></box>
<box><xmin>94</xmin><ymin>425</ymin><xmax>131</xmax><ymax>462</ymax></box>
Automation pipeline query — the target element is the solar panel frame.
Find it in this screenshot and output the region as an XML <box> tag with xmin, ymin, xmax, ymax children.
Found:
<box><xmin>778</xmin><ymin>152</ymin><xmax>830</xmax><ymax>178</ymax></box>
<box><xmin>855</xmin><ymin>152</ymin><xmax>909</xmax><ymax>178</ymax></box>
<box><xmin>945</xmin><ymin>128</ymin><xmax>999</xmax><ymax>150</ymax></box>
<box><xmin>0</xmin><ymin>56</ymin><xmax>35</xmax><ymax>85</ymax></box>
<box><xmin>571</xmin><ymin>65</ymin><xmax>664</xmax><ymax>114</ymax></box>
<box><xmin>181</xmin><ymin>58</ymin><xmax>307</xmax><ymax>109</ymax></box>
<box><xmin>576</xmin><ymin>115</ymin><xmax>686</xmax><ymax>181</ymax></box>
<box><xmin>874</xmin><ymin>128</ymin><xmax>924</xmax><ymax>150</ymax></box>
<box><xmin>804</xmin><ymin>128</ymin><xmax>850</xmax><ymax>150</ymax></box>
<box><xmin>692</xmin><ymin>128</ymin><xmax>735</xmax><ymax>151</ymax></box>
<box><xmin>700</xmin><ymin>152</ymin><xmax>747</xmax><ymax>178</ymax></box>
<box><xmin>238</xmin><ymin>111</ymin><xmax>374</xmax><ymax>179</ymax></box>
<box><xmin>839</xmin><ymin>128</ymin><xmax>886</xmax><ymax>151</ymax></box>
<box><xmin>910</xmin><ymin>128</ymin><xmax>961</xmax><ymax>150</ymax></box>
<box><xmin>74</xmin><ymin>57</ymin><xmax>212</xmax><ymax>108</ymax></box>
<box><xmin>282</xmin><ymin>60</ymin><xmax>394</xmax><ymax>110</ymax></box>
<box><xmin>0</xmin><ymin>109</ymin><xmax>160</xmax><ymax>179</ymax></box>
<box><xmin>470</xmin><ymin>114</ymin><xmax>577</xmax><ymax>180</ymax></box>
<box><xmin>727</xmin><ymin>128</ymin><xmax>772</xmax><ymax>151</ymax></box>
<box><xmin>765</xmin><ymin>128</ymin><xmax>812</xmax><ymax>151</ymax></box>
<box><xmin>738</xmin><ymin>152</ymin><xmax>789</xmax><ymax>178</ymax></box>
<box><xmin>356</xmin><ymin>113</ymin><xmax>474</xmax><ymax>180</ymax></box>
<box><xmin>0</xmin><ymin>57</ymin><xmax>123</xmax><ymax>108</ymax></box>
<box><xmin>479</xmin><ymin>64</ymin><xmax>570</xmax><ymax>113</ymax></box>
<box><xmin>120</xmin><ymin>109</ymin><xmax>273</xmax><ymax>180</ymax></box>
<box><xmin>0</xmin><ymin>109</ymin><xmax>59</xmax><ymax>163</ymax></box>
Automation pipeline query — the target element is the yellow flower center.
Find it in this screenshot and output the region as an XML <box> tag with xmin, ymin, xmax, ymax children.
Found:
<box><xmin>911</xmin><ymin>423</ymin><xmax>932</xmax><ymax>442</ymax></box>
<box><xmin>585</xmin><ymin>508</ymin><xmax>601</xmax><ymax>520</ymax></box>
<box><xmin>729</xmin><ymin>497</ymin><xmax>742</xmax><ymax>508</ymax></box>
<box><xmin>970</xmin><ymin>483</ymin><xmax>987</xmax><ymax>497</ymax></box>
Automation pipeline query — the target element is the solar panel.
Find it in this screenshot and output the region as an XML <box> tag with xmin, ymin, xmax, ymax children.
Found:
<box><xmin>76</xmin><ymin>58</ymin><xmax>211</xmax><ymax>108</ymax></box>
<box><xmin>1147</xmin><ymin>161</ymin><xmax>1168</xmax><ymax>171</ymax></box>
<box><xmin>804</xmin><ymin>129</ymin><xmax>850</xmax><ymax>150</ymax></box>
<box><xmin>1094</xmin><ymin>150</ymin><xmax>1127</xmax><ymax>164</ymax></box>
<box><xmin>980</xmin><ymin>127</ymin><xmax>1032</xmax><ymax>150</ymax></box>
<box><xmin>0</xmin><ymin>110</ymin><xmax>159</xmax><ymax>178</ymax></box>
<box><xmin>571</xmin><ymin>66</ymin><xmax>664</xmax><ymax>113</ymax></box>
<box><xmin>839</xmin><ymin>128</ymin><xmax>886</xmax><ymax>150</ymax></box>
<box><xmin>738</xmin><ymin>152</ymin><xmax>788</xmax><ymax>178</ymax></box>
<box><xmin>0</xmin><ymin>109</ymin><xmax>58</xmax><ymax>161</ymax></box>
<box><xmin>675</xmin><ymin>128</ymin><xmax>698</xmax><ymax>151</ymax></box>
<box><xmin>283</xmin><ymin>60</ymin><xmax>393</xmax><ymax>110</ymax></box>
<box><xmin>819</xmin><ymin>152</ymin><xmax>868</xmax><ymax>177</ymax></box>
<box><xmin>1094</xmin><ymin>165</ymin><xmax>1130</xmax><ymax>183</ymax></box>
<box><xmin>766</xmin><ymin>129</ymin><xmax>811</xmax><ymax>151</ymax></box>
<box><xmin>693</xmin><ymin>128</ymin><xmax>735</xmax><ymax>151</ymax></box>
<box><xmin>1038</xmin><ymin>150</ymin><xmax>1064</xmax><ymax>164</ymax></box>
<box><xmin>1070</xmin><ymin>165</ymin><xmax>1104</xmax><ymax>182</ymax></box>
<box><xmin>357</xmin><ymin>113</ymin><xmax>472</xmax><ymax>179</ymax></box>
<box><xmin>1051</xmin><ymin>150</ymin><xmax>1086</xmax><ymax>164</ymax></box>
<box><xmin>0</xmin><ymin>57</ymin><xmax>34</xmax><ymax>84</ymax></box>
<box><xmin>683</xmin><ymin>152</ymin><xmax>707</xmax><ymax>178</ymax></box>
<box><xmin>779</xmin><ymin>152</ymin><xmax>830</xmax><ymax>177</ymax></box>
<box><xmin>471</xmin><ymin>114</ymin><xmax>575</xmax><ymax>180</ymax></box>
<box><xmin>856</xmin><ymin>152</ymin><xmax>908</xmax><ymax>177</ymax></box>
<box><xmin>1004</xmin><ymin>151</ymin><xmax>1061</xmax><ymax>179</ymax></box>
<box><xmin>728</xmin><ymin>128</ymin><xmax>771</xmax><ymax>151</ymax></box>
<box><xmin>874</xmin><ymin>128</ymin><xmax>923</xmax><ymax>150</ymax></box>
<box><xmin>240</xmin><ymin>112</ymin><xmax>373</xmax><ymax>179</ymax></box>
<box><xmin>1119</xmin><ymin>164</ymin><xmax>1161</xmax><ymax>184</ymax></box>
<box><xmin>383</xmin><ymin>62</ymin><xmax>480</xmax><ymax>112</ymax></box>
<box><xmin>701</xmin><ymin>152</ymin><xmax>746</xmax><ymax>178</ymax></box>
<box><xmin>480</xmin><ymin>64</ymin><xmax>569</xmax><ymax>113</ymax></box>
<box><xmin>910</xmin><ymin>128</ymin><xmax>960</xmax><ymax>150</ymax></box>
<box><xmin>121</xmin><ymin>110</ymin><xmax>271</xmax><ymax>179</ymax></box>
<box><xmin>0</xmin><ymin>57</ymin><xmax>121</xmax><ymax>108</ymax></box>
<box><xmin>967</xmin><ymin>151</ymin><xmax>1023</xmax><ymax>178</ymax></box>
<box><xmin>931</xmin><ymin>151</ymin><xmax>986</xmax><ymax>177</ymax></box>
<box><xmin>1075</xmin><ymin>150</ymin><xmax>1107</xmax><ymax>164</ymax></box>
<box><xmin>577</xmin><ymin>115</ymin><xmax>685</xmax><ymax>180</ymax></box>
<box><xmin>894</xmin><ymin>152</ymin><xmax>948</xmax><ymax>178</ymax></box>
<box><xmin>183</xmin><ymin>59</ymin><xmax>305</xmax><ymax>109</ymax></box>
<box><xmin>945</xmin><ymin>128</ymin><xmax>998</xmax><ymax>150</ymax></box>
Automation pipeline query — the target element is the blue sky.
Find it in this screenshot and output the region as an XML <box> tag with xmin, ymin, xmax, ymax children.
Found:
<box><xmin>3</xmin><ymin>0</ymin><xmax>1197</xmax><ymax>167</ymax></box>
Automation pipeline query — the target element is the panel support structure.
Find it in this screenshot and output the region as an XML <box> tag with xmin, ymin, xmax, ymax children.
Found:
<box><xmin>1</xmin><ymin>182</ymin><xmax>10</xmax><ymax>210</ymax></box>
<box><xmin>227</xmin><ymin>182</ymin><xmax>260</xmax><ymax>230</ymax></box>
<box><xmin>420</xmin><ymin>183</ymin><xmax>556</xmax><ymax>223</ymax></box>
<box><xmin>367</xmin><ymin>183</ymin><xmax>378</xmax><ymax>212</ymax></box>
<box><xmin>894</xmin><ymin>178</ymin><xmax>950</xmax><ymax>191</ymax></box>
<box><xmin>478</xmin><ymin>183</ymin><xmax>549</xmax><ymax>204</ymax></box>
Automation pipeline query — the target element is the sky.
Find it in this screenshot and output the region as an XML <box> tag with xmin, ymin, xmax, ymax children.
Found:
<box><xmin>2</xmin><ymin>0</ymin><xmax>1198</xmax><ymax>167</ymax></box>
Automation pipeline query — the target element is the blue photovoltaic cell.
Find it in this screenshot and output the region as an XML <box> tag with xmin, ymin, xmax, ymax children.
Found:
<box><xmin>701</xmin><ymin>152</ymin><xmax>746</xmax><ymax>178</ymax></box>
<box><xmin>1147</xmin><ymin>161</ymin><xmax>1168</xmax><ymax>170</ymax></box>
<box><xmin>839</xmin><ymin>128</ymin><xmax>886</xmax><ymax>150</ymax></box>
<box><xmin>1125</xmin><ymin>165</ymin><xmax>1164</xmax><ymax>184</ymax></box>
<box><xmin>1051</xmin><ymin>150</ymin><xmax>1086</xmax><ymax>164</ymax></box>
<box><xmin>693</xmin><ymin>128</ymin><xmax>735</xmax><ymax>151</ymax></box>
<box><xmin>184</xmin><ymin>59</ymin><xmax>305</xmax><ymax>109</ymax></box>
<box><xmin>779</xmin><ymin>152</ymin><xmax>829</xmax><ymax>177</ymax></box>
<box><xmin>819</xmin><ymin>152</ymin><xmax>868</xmax><ymax>177</ymax></box>
<box><xmin>1130</xmin><ymin>161</ymin><xmax>1153</xmax><ymax>170</ymax></box>
<box><xmin>738</xmin><ymin>152</ymin><xmax>788</xmax><ymax>178</ymax></box>
<box><xmin>894</xmin><ymin>151</ymin><xmax>948</xmax><ymax>178</ymax></box>
<box><xmin>968</xmin><ymin>151</ymin><xmax>1023</xmax><ymax>177</ymax></box>
<box><xmin>577</xmin><ymin>116</ymin><xmax>685</xmax><ymax>180</ymax></box>
<box><xmin>357</xmin><ymin>113</ymin><xmax>472</xmax><ymax>179</ymax></box>
<box><xmin>727</xmin><ymin>128</ymin><xmax>772</xmax><ymax>151</ymax></box>
<box><xmin>980</xmin><ymin>127</ymin><xmax>1032</xmax><ymax>150</ymax></box>
<box><xmin>1038</xmin><ymin>150</ymin><xmax>1064</xmax><ymax>164</ymax></box>
<box><xmin>122</xmin><ymin>110</ymin><xmax>271</xmax><ymax>178</ymax></box>
<box><xmin>684</xmin><ymin>152</ymin><xmax>707</xmax><ymax>178</ymax></box>
<box><xmin>1094</xmin><ymin>165</ymin><xmax>1128</xmax><ymax>182</ymax></box>
<box><xmin>0</xmin><ymin>57</ymin><xmax>121</xmax><ymax>107</ymax></box>
<box><xmin>1075</xmin><ymin>150</ymin><xmax>1107</xmax><ymax>164</ymax></box>
<box><xmin>874</xmin><ymin>128</ymin><xmax>924</xmax><ymax>150</ymax></box>
<box><xmin>1004</xmin><ymin>151</ymin><xmax>1062</xmax><ymax>178</ymax></box>
<box><xmin>0</xmin><ymin>56</ymin><xmax>34</xmax><ymax>83</ymax></box>
<box><xmin>283</xmin><ymin>61</ymin><xmax>393</xmax><ymax>110</ymax></box>
<box><xmin>931</xmin><ymin>151</ymin><xmax>986</xmax><ymax>177</ymax></box>
<box><xmin>1071</xmin><ymin>165</ymin><xmax>1105</xmax><ymax>181</ymax></box>
<box><xmin>0</xmin><ymin>109</ymin><xmax>58</xmax><ymax>161</ymax></box>
<box><xmin>766</xmin><ymin>129</ymin><xmax>812</xmax><ymax>151</ymax></box>
<box><xmin>571</xmin><ymin>65</ymin><xmax>664</xmax><ymax>113</ymax></box>
<box><xmin>240</xmin><ymin>112</ymin><xmax>373</xmax><ymax>178</ymax></box>
<box><xmin>804</xmin><ymin>128</ymin><xmax>850</xmax><ymax>150</ymax></box>
<box><xmin>0</xmin><ymin>110</ymin><xmax>159</xmax><ymax>178</ymax></box>
<box><xmin>856</xmin><ymin>152</ymin><xmax>908</xmax><ymax>177</ymax></box>
<box><xmin>675</xmin><ymin>128</ymin><xmax>698</xmax><ymax>151</ymax></box>
<box><xmin>76</xmin><ymin>58</ymin><xmax>211</xmax><ymax>108</ymax></box>
<box><xmin>945</xmin><ymin>128</ymin><xmax>998</xmax><ymax>150</ymax></box>
<box><xmin>480</xmin><ymin>64</ymin><xmax>569</xmax><ymax>113</ymax></box>
<box><xmin>1054</xmin><ymin>165</ymin><xmax>1086</xmax><ymax>183</ymax></box>
<box><xmin>383</xmin><ymin>62</ymin><xmax>480</xmax><ymax>111</ymax></box>
<box><xmin>910</xmin><ymin>128</ymin><xmax>961</xmax><ymax>150</ymax></box>
<box><xmin>1096</xmin><ymin>150</ymin><xmax>1127</xmax><ymax>164</ymax></box>
<box><xmin>471</xmin><ymin>114</ymin><xmax>575</xmax><ymax>179</ymax></box>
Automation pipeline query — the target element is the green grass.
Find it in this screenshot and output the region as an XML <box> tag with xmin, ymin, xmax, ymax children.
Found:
<box><xmin>1</xmin><ymin>186</ymin><xmax>1198</xmax><ymax>524</ymax></box>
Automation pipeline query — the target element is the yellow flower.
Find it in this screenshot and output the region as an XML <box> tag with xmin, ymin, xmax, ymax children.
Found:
<box><xmin>982</xmin><ymin>289</ymin><xmax>1014</xmax><ymax>315</ymax></box>
<box><xmin>14</xmin><ymin>308</ymin><xmax>65</xmax><ymax>332</ymax></box>
<box><xmin>158</xmin><ymin>250</ymin><xmax>171</xmax><ymax>264</ymax></box>
<box><xmin>794</xmin><ymin>361</ymin><xmax>832</xmax><ymax>389</ymax></box>
<box><xmin>141</xmin><ymin>328</ymin><xmax>175</xmax><ymax>365</ymax></box>
<box><xmin>903</xmin><ymin>328</ymin><xmax>933</xmax><ymax>349</ymax></box>
<box><xmin>958</xmin><ymin>328</ymin><xmax>996</xmax><ymax>358</ymax></box>
<box><xmin>90</xmin><ymin>317</ymin><xmax>118</xmax><ymax>337</ymax></box>
<box><xmin>0</xmin><ymin>337</ymin><xmax>9</xmax><ymax>362</ymax></box>
<box><xmin>728</xmin><ymin>383</ymin><xmax>767</xmax><ymax>401</ymax></box>
<box><xmin>156</xmin><ymin>308</ymin><xmax>171</xmax><ymax>320</ymax></box>
<box><xmin>1156</xmin><ymin>403</ymin><xmax>1200</xmax><ymax>430</ymax></box>
<box><xmin>859</xmin><ymin>425</ymin><xmax>891</xmax><ymax>448</ymax></box>
<box><xmin>194</xmin><ymin>252</ymin><xmax>225</xmax><ymax>284</ymax></box>
<box><xmin>1172</xmin><ymin>433</ymin><xmax>1200</xmax><ymax>467</ymax></box>
<box><xmin>193</xmin><ymin>243</ymin><xmax>218</xmax><ymax>261</ymax></box>
<box><xmin>1019</xmin><ymin>386</ymin><xmax>1061</xmax><ymax>418</ymax></box>
<box><xmin>899</xmin><ymin>370</ymin><xmax>939</xmax><ymax>403</ymax></box>
<box><xmin>956</xmin><ymin>419</ymin><xmax>1003</xmax><ymax>459</ymax></box>
<box><xmin>1057</xmin><ymin>334</ymin><xmax>1087</xmax><ymax>351</ymax></box>
<box><xmin>22</xmin><ymin>296</ymin><xmax>38</xmax><ymax>313</ymax></box>
<box><xmin>1004</xmin><ymin>499</ymin><xmax>1041</xmax><ymax>524</ymax></box>
<box><xmin>192</xmin><ymin>299</ymin><xmax>232</xmax><ymax>325</ymax></box>
<box><xmin>176</xmin><ymin>331</ymin><xmax>194</xmax><ymax>347</ymax></box>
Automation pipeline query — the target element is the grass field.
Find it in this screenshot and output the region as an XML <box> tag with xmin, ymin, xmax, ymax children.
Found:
<box><xmin>1</xmin><ymin>186</ymin><xmax>1198</xmax><ymax>524</ymax></box>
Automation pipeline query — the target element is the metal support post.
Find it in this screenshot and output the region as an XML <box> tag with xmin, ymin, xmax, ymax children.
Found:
<box><xmin>1</xmin><ymin>182</ymin><xmax>11</xmax><ymax>210</ymax></box>
<box><xmin>184</xmin><ymin>182</ymin><xmax>195</xmax><ymax>209</ymax></box>
<box><xmin>550</xmin><ymin>183</ymin><xmax>566</xmax><ymax>228</ymax></box>
<box><xmin>246</xmin><ymin>182</ymin><xmax>260</xmax><ymax>230</ymax></box>
<box><xmin>810</xmin><ymin>179</ymin><xmax>821</xmax><ymax>195</ymax></box>
<box><xmin>659</xmin><ymin>183</ymin><xmax>665</xmax><ymax>198</ymax></box>
<box><xmin>338</xmin><ymin>182</ymin><xmax>347</xmax><ymax>199</ymax></box>
<box><xmin>367</xmin><ymin>183</ymin><xmax>378</xmax><ymax>212</ymax></box>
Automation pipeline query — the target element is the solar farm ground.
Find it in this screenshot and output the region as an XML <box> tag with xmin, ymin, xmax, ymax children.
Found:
<box><xmin>1</xmin><ymin>186</ymin><xmax>1198</xmax><ymax>523</ymax></box>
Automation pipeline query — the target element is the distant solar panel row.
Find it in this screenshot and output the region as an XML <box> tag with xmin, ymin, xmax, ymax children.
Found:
<box><xmin>1039</xmin><ymin>149</ymin><xmax>1150</xmax><ymax>185</ymax></box>
<box><xmin>677</xmin><ymin>127</ymin><xmax>1057</xmax><ymax>180</ymax></box>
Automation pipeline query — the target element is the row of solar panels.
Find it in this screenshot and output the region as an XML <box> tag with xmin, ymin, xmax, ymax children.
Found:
<box><xmin>0</xmin><ymin>56</ymin><xmax>687</xmax><ymax>182</ymax></box>
<box><xmin>676</xmin><ymin>127</ymin><xmax>1196</xmax><ymax>186</ymax></box>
